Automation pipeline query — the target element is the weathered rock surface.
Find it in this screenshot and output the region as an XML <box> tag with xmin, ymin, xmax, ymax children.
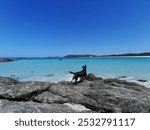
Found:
<box><xmin>0</xmin><ymin>76</ymin><xmax>150</xmax><ymax>113</ymax></box>
<box><xmin>0</xmin><ymin>76</ymin><xmax>19</xmax><ymax>85</ymax></box>
<box><xmin>0</xmin><ymin>99</ymin><xmax>91</xmax><ymax>113</ymax></box>
<box><xmin>86</xmin><ymin>73</ymin><xmax>103</xmax><ymax>81</ymax></box>
<box><xmin>0</xmin><ymin>78</ymin><xmax>51</xmax><ymax>100</ymax></box>
<box><xmin>33</xmin><ymin>91</ymin><xmax>70</xmax><ymax>103</ymax></box>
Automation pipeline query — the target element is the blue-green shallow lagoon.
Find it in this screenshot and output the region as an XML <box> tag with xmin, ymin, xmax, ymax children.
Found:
<box><xmin>0</xmin><ymin>57</ymin><xmax>150</xmax><ymax>87</ymax></box>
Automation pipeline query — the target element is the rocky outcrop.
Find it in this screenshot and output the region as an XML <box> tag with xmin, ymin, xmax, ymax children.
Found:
<box><xmin>0</xmin><ymin>76</ymin><xmax>150</xmax><ymax>113</ymax></box>
<box><xmin>0</xmin><ymin>99</ymin><xmax>91</xmax><ymax>113</ymax></box>
<box><xmin>33</xmin><ymin>91</ymin><xmax>70</xmax><ymax>103</ymax></box>
<box><xmin>86</xmin><ymin>73</ymin><xmax>103</xmax><ymax>81</ymax></box>
<box><xmin>0</xmin><ymin>80</ymin><xmax>51</xmax><ymax>101</ymax></box>
<box><xmin>0</xmin><ymin>76</ymin><xmax>19</xmax><ymax>85</ymax></box>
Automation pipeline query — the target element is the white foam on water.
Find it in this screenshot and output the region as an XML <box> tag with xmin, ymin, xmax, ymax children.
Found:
<box><xmin>18</xmin><ymin>74</ymin><xmax>73</xmax><ymax>83</ymax></box>
<box><xmin>64</xmin><ymin>103</ymin><xmax>91</xmax><ymax>112</ymax></box>
<box><xmin>120</xmin><ymin>77</ymin><xmax>150</xmax><ymax>88</ymax></box>
<box><xmin>98</xmin><ymin>74</ymin><xmax>150</xmax><ymax>88</ymax></box>
<box><xmin>99</xmin><ymin>74</ymin><xmax>117</xmax><ymax>79</ymax></box>
<box><xmin>103</xmin><ymin>75</ymin><xmax>150</xmax><ymax>88</ymax></box>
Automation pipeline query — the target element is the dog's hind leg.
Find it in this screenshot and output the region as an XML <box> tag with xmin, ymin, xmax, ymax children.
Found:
<box><xmin>75</xmin><ymin>77</ymin><xmax>78</xmax><ymax>85</ymax></box>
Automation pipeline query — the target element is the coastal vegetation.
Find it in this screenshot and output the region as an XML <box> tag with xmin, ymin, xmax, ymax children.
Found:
<box><xmin>0</xmin><ymin>58</ymin><xmax>15</xmax><ymax>63</ymax></box>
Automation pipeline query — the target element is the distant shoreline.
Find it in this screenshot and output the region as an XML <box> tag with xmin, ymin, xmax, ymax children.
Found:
<box><xmin>64</xmin><ymin>56</ymin><xmax>150</xmax><ymax>58</ymax></box>
<box><xmin>64</xmin><ymin>52</ymin><xmax>150</xmax><ymax>58</ymax></box>
<box><xmin>1</xmin><ymin>56</ymin><xmax>150</xmax><ymax>61</ymax></box>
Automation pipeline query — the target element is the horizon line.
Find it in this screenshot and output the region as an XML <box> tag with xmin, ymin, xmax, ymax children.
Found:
<box><xmin>1</xmin><ymin>52</ymin><xmax>150</xmax><ymax>58</ymax></box>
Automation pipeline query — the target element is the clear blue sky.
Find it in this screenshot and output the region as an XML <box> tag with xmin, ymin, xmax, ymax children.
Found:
<box><xmin>0</xmin><ymin>0</ymin><xmax>150</xmax><ymax>57</ymax></box>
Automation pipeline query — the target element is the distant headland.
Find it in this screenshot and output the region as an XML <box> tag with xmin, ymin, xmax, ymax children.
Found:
<box><xmin>64</xmin><ymin>52</ymin><xmax>150</xmax><ymax>58</ymax></box>
<box><xmin>0</xmin><ymin>58</ymin><xmax>15</xmax><ymax>63</ymax></box>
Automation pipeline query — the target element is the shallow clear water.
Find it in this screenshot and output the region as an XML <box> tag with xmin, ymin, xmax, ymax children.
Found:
<box><xmin>1</xmin><ymin>57</ymin><xmax>150</xmax><ymax>87</ymax></box>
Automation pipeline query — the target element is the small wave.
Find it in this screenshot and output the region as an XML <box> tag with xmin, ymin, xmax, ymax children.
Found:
<box><xmin>119</xmin><ymin>76</ymin><xmax>150</xmax><ymax>88</ymax></box>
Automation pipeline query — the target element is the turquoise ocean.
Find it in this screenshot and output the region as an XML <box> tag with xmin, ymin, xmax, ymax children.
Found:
<box><xmin>0</xmin><ymin>57</ymin><xmax>150</xmax><ymax>87</ymax></box>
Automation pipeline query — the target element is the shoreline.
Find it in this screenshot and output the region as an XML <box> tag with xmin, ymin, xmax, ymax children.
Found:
<box><xmin>2</xmin><ymin>74</ymin><xmax>150</xmax><ymax>88</ymax></box>
<box><xmin>1</xmin><ymin>57</ymin><xmax>150</xmax><ymax>87</ymax></box>
<box><xmin>0</xmin><ymin>75</ymin><xmax>150</xmax><ymax>113</ymax></box>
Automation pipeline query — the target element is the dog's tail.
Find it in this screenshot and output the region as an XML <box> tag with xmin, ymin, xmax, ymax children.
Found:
<box><xmin>69</xmin><ymin>71</ymin><xmax>74</xmax><ymax>74</ymax></box>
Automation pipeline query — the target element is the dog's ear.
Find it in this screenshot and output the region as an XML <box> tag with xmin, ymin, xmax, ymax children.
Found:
<box><xmin>82</xmin><ymin>65</ymin><xmax>87</xmax><ymax>69</ymax></box>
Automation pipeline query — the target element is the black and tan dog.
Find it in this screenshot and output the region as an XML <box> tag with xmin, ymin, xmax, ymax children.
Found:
<box><xmin>69</xmin><ymin>65</ymin><xmax>87</xmax><ymax>84</ymax></box>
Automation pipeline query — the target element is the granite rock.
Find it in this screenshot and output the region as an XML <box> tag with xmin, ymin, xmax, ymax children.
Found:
<box><xmin>0</xmin><ymin>77</ymin><xmax>150</xmax><ymax>113</ymax></box>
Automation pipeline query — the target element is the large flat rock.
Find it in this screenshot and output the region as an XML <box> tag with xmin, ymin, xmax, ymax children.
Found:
<box><xmin>0</xmin><ymin>80</ymin><xmax>51</xmax><ymax>100</ymax></box>
<box><xmin>0</xmin><ymin>77</ymin><xmax>150</xmax><ymax>113</ymax></box>
<box><xmin>33</xmin><ymin>91</ymin><xmax>70</xmax><ymax>103</ymax></box>
<box><xmin>0</xmin><ymin>99</ymin><xmax>91</xmax><ymax>113</ymax></box>
<box><xmin>0</xmin><ymin>77</ymin><xmax>19</xmax><ymax>85</ymax></box>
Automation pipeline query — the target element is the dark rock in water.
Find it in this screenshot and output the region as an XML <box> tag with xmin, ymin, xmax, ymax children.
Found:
<box><xmin>137</xmin><ymin>79</ymin><xmax>148</xmax><ymax>82</ymax></box>
<box><xmin>10</xmin><ymin>75</ymin><xmax>15</xmax><ymax>77</ymax></box>
<box><xmin>86</xmin><ymin>73</ymin><xmax>103</xmax><ymax>81</ymax></box>
<box><xmin>59</xmin><ymin>59</ymin><xmax>63</xmax><ymax>60</ymax></box>
<box><xmin>0</xmin><ymin>58</ymin><xmax>15</xmax><ymax>63</ymax></box>
<box><xmin>0</xmin><ymin>76</ymin><xmax>150</xmax><ymax>113</ymax></box>
<box><xmin>118</xmin><ymin>76</ymin><xmax>127</xmax><ymax>78</ymax></box>
<box><xmin>46</xmin><ymin>74</ymin><xmax>55</xmax><ymax>77</ymax></box>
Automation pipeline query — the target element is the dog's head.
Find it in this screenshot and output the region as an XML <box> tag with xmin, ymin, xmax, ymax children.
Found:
<box><xmin>82</xmin><ymin>65</ymin><xmax>86</xmax><ymax>70</ymax></box>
